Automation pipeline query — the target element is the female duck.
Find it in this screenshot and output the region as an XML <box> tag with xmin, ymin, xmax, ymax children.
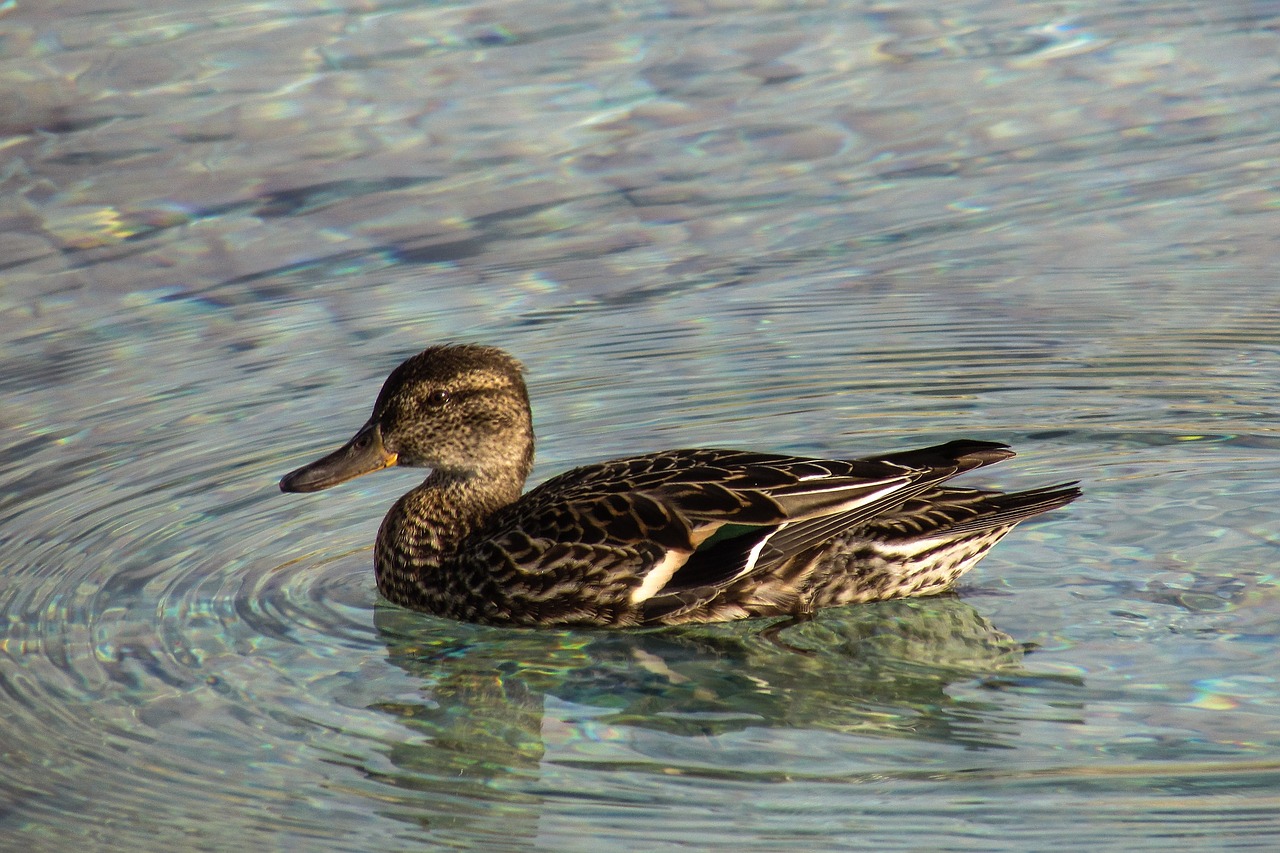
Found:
<box><xmin>280</xmin><ymin>344</ymin><xmax>1078</xmax><ymax>627</ymax></box>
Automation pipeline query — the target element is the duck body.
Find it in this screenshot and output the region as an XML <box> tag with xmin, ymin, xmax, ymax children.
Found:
<box><xmin>281</xmin><ymin>344</ymin><xmax>1079</xmax><ymax>628</ymax></box>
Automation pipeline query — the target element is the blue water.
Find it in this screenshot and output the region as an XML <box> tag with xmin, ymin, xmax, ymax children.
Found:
<box><xmin>2</xmin><ymin>1</ymin><xmax>1279</xmax><ymax>849</ymax></box>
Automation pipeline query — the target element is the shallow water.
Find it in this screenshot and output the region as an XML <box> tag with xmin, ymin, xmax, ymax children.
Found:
<box><xmin>3</xmin><ymin>0</ymin><xmax>1279</xmax><ymax>849</ymax></box>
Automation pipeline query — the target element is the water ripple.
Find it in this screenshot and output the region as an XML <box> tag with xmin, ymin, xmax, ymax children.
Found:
<box><xmin>3</xmin><ymin>0</ymin><xmax>1280</xmax><ymax>848</ymax></box>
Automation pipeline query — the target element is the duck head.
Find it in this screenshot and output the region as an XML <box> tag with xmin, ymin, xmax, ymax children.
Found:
<box><xmin>280</xmin><ymin>344</ymin><xmax>534</xmax><ymax>493</ymax></box>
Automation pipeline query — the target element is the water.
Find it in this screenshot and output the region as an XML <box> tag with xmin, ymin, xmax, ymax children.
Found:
<box><xmin>3</xmin><ymin>0</ymin><xmax>1279</xmax><ymax>849</ymax></box>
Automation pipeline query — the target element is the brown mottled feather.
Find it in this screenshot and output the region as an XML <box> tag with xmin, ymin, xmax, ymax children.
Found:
<box><xmin>280</xmin><ymin>344</ymin><xmax>1080</xmax><ymax>627</ymax></box>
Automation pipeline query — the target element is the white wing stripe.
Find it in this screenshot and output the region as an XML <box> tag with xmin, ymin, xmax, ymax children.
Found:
<box><xmin>630</xmin><ymin>549</ymin><xmax>691</xmax><ymax>603</ymax></box>
<box><xmin>783</xmin><ymin>480</ymin><xmax>914</xmax><ymax>521</ymax></box>
<box><xmin>772</xmin><ymin>476</ymin><xmax>907</xmax><ymax>497</ymax></box>
<box><xmin>743</xmin><ymin>523</ymin><xmax>788</xmax><ymax>574</ymax></box>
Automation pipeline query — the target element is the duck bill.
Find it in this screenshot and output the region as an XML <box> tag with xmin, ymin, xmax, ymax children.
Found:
<box><xmin>279</xmin><ymin>421</ymin><xmax>398</xmax><ymax>493</ymax></box>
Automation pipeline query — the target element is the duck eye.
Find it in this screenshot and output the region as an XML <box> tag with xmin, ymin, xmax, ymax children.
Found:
<box><xmin>425</xmin><ymin>389</ymin><xmax>451</xmax><ymax>407</ymax></box>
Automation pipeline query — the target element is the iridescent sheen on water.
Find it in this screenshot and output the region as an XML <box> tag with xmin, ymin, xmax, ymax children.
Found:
<box><xmin>2</xmin><ymin>1</ymin><xmax>1279</xmax><ymax>850</ymax></box>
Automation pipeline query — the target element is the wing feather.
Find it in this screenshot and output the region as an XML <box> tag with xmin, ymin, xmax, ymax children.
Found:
<box><xmin>485</xmin><ymin>440</ymin><xmax>1026</xmax><ymax>608</ymax></box>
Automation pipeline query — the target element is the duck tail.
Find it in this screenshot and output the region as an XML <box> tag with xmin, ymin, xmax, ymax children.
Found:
<box><xmin>864</xmin><ymin>439</ymin><xmax>1015</xmax><ymax>474</ymax></box>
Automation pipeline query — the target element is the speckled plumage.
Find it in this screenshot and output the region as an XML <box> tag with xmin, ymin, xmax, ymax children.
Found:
<box><xmin>280</xmin><ymin>344</ymin><xmax>1080</xmax><ymax>627</ymax></box>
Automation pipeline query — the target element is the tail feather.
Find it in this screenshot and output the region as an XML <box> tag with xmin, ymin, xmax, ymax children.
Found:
<box><xmin>869</xmin><ymin>482</ymin><xmax>1081</xmax><ymax>541</ymax></box>
<box><xmin>927</xmin><ymin>482</ymin><xmax>1080</xmax><ymax>537</ymax></box>
<box><xmin>865</xmin><ymin>439</ymin><xmax>1015</xmax><ymax>473</ymax></box>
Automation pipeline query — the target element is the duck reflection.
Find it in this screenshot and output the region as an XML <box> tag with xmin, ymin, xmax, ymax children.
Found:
<box><xmin>363</xmin><ymin>597</ymin><xmax>1081</xmax><ymax>843</ymax></box>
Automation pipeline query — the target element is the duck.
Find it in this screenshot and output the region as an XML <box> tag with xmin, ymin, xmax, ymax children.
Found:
<box><xmin>280</xmin><ymin>344</ymin><xmax>1079</xmax><ymax>628</ymax></box>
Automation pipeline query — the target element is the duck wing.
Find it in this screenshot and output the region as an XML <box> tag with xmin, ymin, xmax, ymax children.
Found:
<box><xmin>484</xmin><ymin>440</ymin><xmax>1015</xmax><ymax>618</ymax></box>
<box><xmin>636</xmin><ymin>441</ymin><xmax>1017</xmax><ymax>602</ymax></box>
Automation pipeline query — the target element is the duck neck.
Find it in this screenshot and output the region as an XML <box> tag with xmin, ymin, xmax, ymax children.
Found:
<box><xmin>373</xmin><ymin>465</ymin><xmax>526</xmax><ymax>611</ymax></box>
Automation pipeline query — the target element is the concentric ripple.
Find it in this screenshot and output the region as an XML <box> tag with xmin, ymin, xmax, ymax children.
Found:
<box><xmin>3</xmin><ymin>0</ymin><xmax>1280</xmax><ymax>849</ymax></box>
<box><xmin>0</xmin><ymin>419</ymin><xmax>399</xmax><ymax>848</ymax></box>
<box><xmin>4</xmin><ymin>291</ymin><xmax>1278</xmax><ymax>849</ymax></box>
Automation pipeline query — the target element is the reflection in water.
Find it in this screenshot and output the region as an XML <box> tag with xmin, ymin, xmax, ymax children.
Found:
<box><xmin>368</xmin><ymin>598</ymin><xmax>1081</xmax><ymax>840</ymax></box>
<box><xmin>2</xmin><ymin>0</ymin><xmax>1279</xmax><ymax>847</ymax></box>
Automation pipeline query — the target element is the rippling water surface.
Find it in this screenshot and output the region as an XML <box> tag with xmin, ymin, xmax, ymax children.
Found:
<box><xmin>3</xmin><ymin>0</ymin><xmax>1279</xmax><ymax>849</ymax></box>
